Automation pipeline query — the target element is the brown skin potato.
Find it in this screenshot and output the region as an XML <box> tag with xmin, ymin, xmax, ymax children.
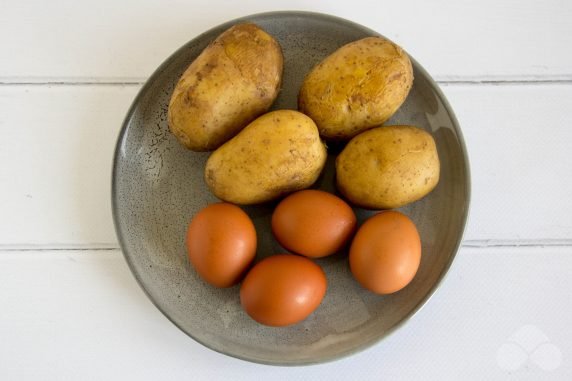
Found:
<box><xmin>205</xmin><ymin>110</ymin><xmax>327</xmax><ymax>205</ymax></box>
<box><xmin>336</xmin><ymin>125</ymin><xmax>439</xmax><ymax>209</ymax></box>
<box><xmin>299</xmin><ymin>37</ymin><xmax>413</xmax><ymax>140</ymax></box>
<box><xmin>168</xmin><ymin>23</ymin><xmax>283</xmax><ymax>151</ymax></box>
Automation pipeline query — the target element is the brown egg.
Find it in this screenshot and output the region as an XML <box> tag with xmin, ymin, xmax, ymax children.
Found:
<box><xmin>271</xmin><ymin>190</ymin><xmax>357</xmax><ymax>258</ymax></box>
<box><xmin>350</xmin><ymin>211</ymin><xmax>421</xmax><ymax>294</ymax></box>
<box><xmin>186</xmin><ymin>203</ymin><xmax>256</xmax><ymax>288</ymax></box>
<box><xmin>240</xmin><ymin>254</ymin><xmax>327</xmax><ymax>327</ymax></box>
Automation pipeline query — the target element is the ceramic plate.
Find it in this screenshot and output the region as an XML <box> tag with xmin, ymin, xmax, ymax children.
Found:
<box><xmin>112</xmin><ymin>11</ymin><xmax>470</xmax><ymax>365</ymax></box>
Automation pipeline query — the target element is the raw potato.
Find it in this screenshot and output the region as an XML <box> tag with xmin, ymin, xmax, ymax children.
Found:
<box><xmin>205</xmin><ymin>110</ymin><xmax>327</xmax><ymax>205</ymax></box>
<box><xmin>336</xmin><ymin>125</ymin><xmax>439</xmax><ymax>209</ymax></box>
<box><xmin>168</xmin><ymin>23</ymin><xmax>283</xmax><ymax>151</ymax></box>
<box><xmin>299</xmin><ymin>37</ymin><xmax>413</xmax><ymax>140</ymax></box>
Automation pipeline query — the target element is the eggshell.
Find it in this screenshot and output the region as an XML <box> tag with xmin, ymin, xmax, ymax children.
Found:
<box><xmin>186</xmin><ymin>203</ymin><xmax>257</xmax><ymax>288</ymax></box>
<box><xmin>240</xmin><ymin>254</ymin><xmax>327</xmax><ymax>327</ymax></box>
<box><xmin>349</xmin><ymin>211</ymin><xmax>421</xmax><ymax>294</ymax></box>
<box><xmin>271</xmin><ymin>190</ymin><xmax>357</xmax><ymax>258</ymax></box>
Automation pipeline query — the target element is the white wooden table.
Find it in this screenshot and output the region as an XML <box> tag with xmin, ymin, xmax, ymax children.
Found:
<box><xmin>1</xmin><ymin>1</ymin><xmax>571</xmax><ymax>379</ymax></box>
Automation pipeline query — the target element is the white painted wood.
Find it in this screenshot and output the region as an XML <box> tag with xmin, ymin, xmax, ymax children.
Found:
<box><xmin>2</xmin><ymin>84</ymin><xmax>571</xmax><ymax>247</ymax></box>
<box><xmin>0</xmin><ymin>85</ymin><xmax>138</xmax><ymax>247</ymax></box>
<box><xmin>442</xmin><ymin>83</ymin><xmax>572</xmax><ymax>243</ymax></box>
<box><xmin>0</xmin><ymin>247</ymin><xmax>570</xmax><ymax>379</ymax></box>
<box><xmin>1</xmin><ymin>0</ymin><xmax>571</xmax><ymax>82</ymax></box>
<box><xmin>1</xmin><ymin>1</ymin><xmax>570</xmax><ymax>378</ymax></box>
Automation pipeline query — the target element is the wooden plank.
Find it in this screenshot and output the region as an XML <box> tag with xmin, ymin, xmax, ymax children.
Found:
<box><xmin>0</xmin><ymin>85</ymin><xmax>138</xmax><ymax>247</ymax></box>
<box><xmin>1</xmin><ymin>83</ymin><xmax>571</xmax><ymax>246</ymax></box>
<box><xmin>0</xmin><ymin>247</ymin><xmax>570</xmax><ymax>379</ymax></box>
<box><xmin>1</xmin><ymin>0</ymin><xmax>571</xmax><ymax>82</ymax></box>
<box><xmin>442</xmin><ymin>83</ymin><xmax>572</xmax><ymax>243</ymax></box>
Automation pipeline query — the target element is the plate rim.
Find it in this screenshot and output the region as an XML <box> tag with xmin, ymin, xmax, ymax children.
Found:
<box><xmin>111</xmin><ymin>10</ymin><xmax>472</xmax><ymax>366</ymax></box>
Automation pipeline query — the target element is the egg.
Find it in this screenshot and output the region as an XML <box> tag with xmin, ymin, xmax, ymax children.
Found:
<box><xmin>271</xmin><ymin>190</ymin><xmax>357</xmax><ymax>258</ymax></box>
<box><xmin>349</xmin><ymin>211</ymin><xmax>421</xmax><ymax>294</ymax></box>
<box><xmin>240</xmin><ymin>254</ymin><xmax>327</xmax><ymax>327</ymax></box>
<box><xmin>186</xmin><ymin>203</ymin><xmax>257</xmax><ymax>288</ymax></box>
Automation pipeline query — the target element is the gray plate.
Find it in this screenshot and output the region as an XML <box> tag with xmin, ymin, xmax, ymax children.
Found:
<box><xmin>112</xmin><ymin>11</ymin><xmax>470</xmax><ymax>366</ymax></box>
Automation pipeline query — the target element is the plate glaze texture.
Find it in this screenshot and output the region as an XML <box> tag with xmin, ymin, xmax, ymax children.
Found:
<box><xmin>112</xmin><ymin>11</ymin><xmax>471</xmax><ymax>365</ymax></box>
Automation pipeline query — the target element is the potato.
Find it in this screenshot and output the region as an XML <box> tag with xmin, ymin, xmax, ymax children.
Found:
<box><xmin>299</xmin><ymin>37</ymin><xmax>413</xmax><ymax>140</ymax></box>
<box><xmin>205</xmin><ymin>110</ymin><xmax>327</xmax><ymax>204</ymax></box>
<box><xmin>336</xmin><ymin>125</ymin><xmax>439</xmax><ymax>209</ymax></box>
<box><xmin>168</xmin><ymin>23</ymin><xmax>283</xmax><ymax>151</ymax></box>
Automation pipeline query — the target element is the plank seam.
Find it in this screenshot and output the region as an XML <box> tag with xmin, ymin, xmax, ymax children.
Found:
<box><xmin>2</xmin><ymin>79</ymin><xmax>572</xmax><ymax>87</ymax></box>
<box><xmin>1</xmin><ymin>240</ymin><xmax>571</xmax><ymax>252</ymax></box>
